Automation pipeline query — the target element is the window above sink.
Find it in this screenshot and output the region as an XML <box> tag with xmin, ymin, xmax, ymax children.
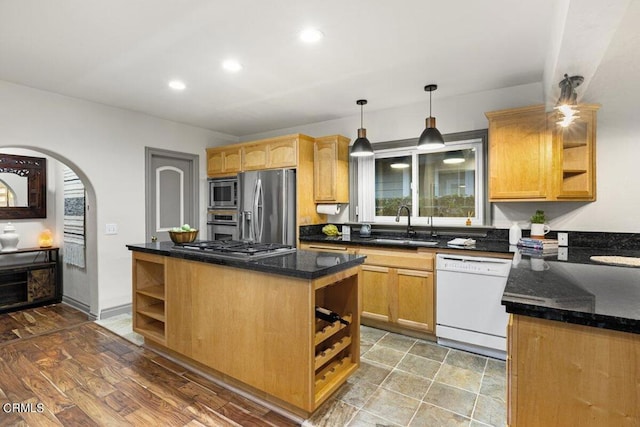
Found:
<box><xmin>350</xmin><ymin>129</ymin><xmax>489</xmax><ymax>227</ymax></box>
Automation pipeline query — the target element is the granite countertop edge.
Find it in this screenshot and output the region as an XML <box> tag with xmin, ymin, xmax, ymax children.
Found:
<box><xmin>126</xmin><ymin>242</ymin><xmax>366</xmax><ymax>280</ymax></box>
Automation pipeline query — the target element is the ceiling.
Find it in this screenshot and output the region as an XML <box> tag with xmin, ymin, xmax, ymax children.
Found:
<box><xmin>0</xmin><ymin>1</ymin><xmax>625</xmax><ymax>137</ymax></box>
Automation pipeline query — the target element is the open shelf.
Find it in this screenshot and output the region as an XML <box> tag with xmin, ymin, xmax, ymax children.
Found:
<box><xmin>136</xmin><ymin>285</ymin><xmax>165</xmax><ymax>300</ymax></box>
<box><xmin>132</xmin><ymin>252</ymin><xmax>166</xmax><ymax>343</ymax></box>
<box><xmin>314</xmin><ymin>313</ymin><xmax>352</xmax><ymax>346</ymax></box>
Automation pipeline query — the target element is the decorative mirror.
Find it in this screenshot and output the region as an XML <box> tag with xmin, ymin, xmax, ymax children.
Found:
<box><xmin>0</xmin><ymin>154</ymin><xmax>47</xmax><ymax>219</ymax></box>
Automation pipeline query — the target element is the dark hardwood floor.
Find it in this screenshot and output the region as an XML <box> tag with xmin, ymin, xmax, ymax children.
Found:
<box><xmin>0</xmin><ymin>304</ymin><xmax>299</xmax><ymax>426</ymax></box>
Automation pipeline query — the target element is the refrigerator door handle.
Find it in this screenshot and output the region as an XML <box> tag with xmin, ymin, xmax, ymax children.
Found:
<box><xmin>254</xmin><ymin>178</ymin><xmax>264</xmax><ymax>242</ymax></box>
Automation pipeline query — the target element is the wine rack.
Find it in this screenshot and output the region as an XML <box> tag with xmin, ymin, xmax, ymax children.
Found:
<box><xmin>132</xmin><ymin>252</ymin><xmax>166</xmax><ymax>345</ymax></box>
<box><xmin>313</xmin><ymin>277</ymin><xmax>359</xmax><ymax>407</ymax></box>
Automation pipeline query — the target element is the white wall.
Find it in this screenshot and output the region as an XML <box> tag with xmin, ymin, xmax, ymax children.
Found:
<box><xmin>240</xmin><ymin>72</ymin><xmax>640</xmax><ymax>234</ymax></box>
<box><xmin>0</xmin><ymin>80</ymin><xmax>237</xmax><ymax>317</ymax></box>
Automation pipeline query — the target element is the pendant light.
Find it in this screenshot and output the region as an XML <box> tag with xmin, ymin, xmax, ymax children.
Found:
<box><xmin>350</xmin><ymin>99</ymin><xmax>374</xmax><ymax>157</ymax></box>
<box><xmin>418</xmin><ymin>84</ymin><xmax>445</xmax><ymax>150</ymax></box>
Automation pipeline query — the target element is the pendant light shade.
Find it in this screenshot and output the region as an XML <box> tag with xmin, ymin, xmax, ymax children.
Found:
<box><xmin>418</xmin><ymin>84</ymin><xmax>445</xmax><ymax>150</ymax></box>
<box><xmin>350</xmin><ymin>99</ymin><xmax>374</xmax><ymax>157</ymax></box>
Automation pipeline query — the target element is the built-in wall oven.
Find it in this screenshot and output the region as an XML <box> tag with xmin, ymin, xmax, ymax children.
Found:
<box><xmin>207</xmin><ymin>210</ymin><xmax>238</xmax><ymax>241</ymax></box>
<box><xmin>208</xmin><ymin>178</ymin><xmax>238</xmax><ymax>209</ymax></box>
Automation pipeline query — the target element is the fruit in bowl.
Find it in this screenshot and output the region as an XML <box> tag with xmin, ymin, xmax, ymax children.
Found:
<box><xmin>169</xmin><ymin>224</ymin><xmax>198</xmax><ymax>243</ymax></box>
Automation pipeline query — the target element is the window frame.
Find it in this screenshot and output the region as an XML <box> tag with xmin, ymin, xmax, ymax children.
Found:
<box><xmin>350</xmin><ymin>129</ymin><xmax>490</xmax><ymax>227</ymax></box>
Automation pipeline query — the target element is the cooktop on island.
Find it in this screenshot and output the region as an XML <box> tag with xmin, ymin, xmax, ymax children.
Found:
<box><xmin>171</xmin><ymin>240</ymin><xmax>296</xmax><ymax>260</ymax></box>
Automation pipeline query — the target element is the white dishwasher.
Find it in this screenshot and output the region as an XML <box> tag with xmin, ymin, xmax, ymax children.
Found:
<box><xmin>436</xmin><ymin>253</ymin><xmax>511</xmax><ymax>360</ymax></box>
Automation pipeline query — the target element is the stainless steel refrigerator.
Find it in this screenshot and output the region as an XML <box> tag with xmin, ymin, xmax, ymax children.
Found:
<box><xmin>237</xmin><ymin>168</ymin><xmax>296</xmax><ymax>246</ymax></box>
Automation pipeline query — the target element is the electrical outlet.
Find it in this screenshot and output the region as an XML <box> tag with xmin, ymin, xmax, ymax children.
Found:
<box><xmin>105</xmin><ymin>223</ymin><xmax>118</xmax><ymax>235</ymax></box>
<box><xmin>558</xmin><ymin>232</ymin><xmax>568</xmax><ymax>246</ymax></box>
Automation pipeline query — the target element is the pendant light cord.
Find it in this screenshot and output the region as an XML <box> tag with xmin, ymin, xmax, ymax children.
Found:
<box><xmin>360</xmin><ymin>104</ymin><xmax>364</xmax><ymax>128</ymax></box>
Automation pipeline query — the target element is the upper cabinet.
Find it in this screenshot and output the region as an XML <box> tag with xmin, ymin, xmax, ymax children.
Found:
<box><xmin>313</xmin><ymin>135</ymin><xmax>350</xmax><ymax>203</ymax></box>
<box><xmin>207</xmin><ymin>135</ymin><xmax>301</xmax><ymax>177</ymax></box>
<box><xmin>206</xmin><ymin>146</ymin><xmax>241</xmax><ymax>178</ymax></box>
<box><xmin>486</xmin><ymin>104</ymin><xmax>598</xmax><ymax>202</ymax></box>
<box><xmin>242</xmin><ymin>136</ymin><xmax>298</xmax><ymax>171</ymax></box>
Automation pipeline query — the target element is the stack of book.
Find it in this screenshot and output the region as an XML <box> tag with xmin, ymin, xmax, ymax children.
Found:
<box><xmin>517</xmin><ymin>238</ymin><xmax>559</xmax><ymax>257</ymax></box>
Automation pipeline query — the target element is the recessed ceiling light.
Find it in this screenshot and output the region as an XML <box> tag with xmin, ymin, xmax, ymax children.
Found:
<box><xmin>299</xmin><ymin>28</ymin><xmax>324</xmax><ymax>43</ymax></box>
<box><xmin>222</xmin><ymin>59</ymin><xmax>243</xmax><ymax>73</ymax></box>
<box><xmin>168</xmin><ymin>80</ymin><xmax>186</xmax><ymax>91</ymax></box>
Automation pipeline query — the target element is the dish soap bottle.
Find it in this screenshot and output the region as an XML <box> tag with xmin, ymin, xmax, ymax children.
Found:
<box><xmin>509</xmin><ymin>222</ymin><xmax>522</xmax><ymax>245</ymax></box>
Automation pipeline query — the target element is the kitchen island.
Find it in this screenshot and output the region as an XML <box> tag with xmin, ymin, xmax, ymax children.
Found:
<box><xmin>127</xmin><ymin>241</ymin><xmax>365</xmax><ymax>419</ymax></box>
<box><xmin>502</xmin><ymin>247</ymin><xmax>640</xmax><ymax>427</ymax></box>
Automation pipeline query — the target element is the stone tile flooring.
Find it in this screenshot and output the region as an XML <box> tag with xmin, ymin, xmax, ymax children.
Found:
<box><xmin>304</xmin><ymin>326</ymin><xmax>506</xmax><ymax>427</ymax></box>
<box><xmin>97</xmin><ymin>315</ymin><xmax>507</xmax><ymax>426</ymax></box>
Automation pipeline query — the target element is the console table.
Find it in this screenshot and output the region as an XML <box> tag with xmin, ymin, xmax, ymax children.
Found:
<box><xmin>0</xmin><ymin>247</ymin><xmax>61</xmax><ymax>314</ymax></box>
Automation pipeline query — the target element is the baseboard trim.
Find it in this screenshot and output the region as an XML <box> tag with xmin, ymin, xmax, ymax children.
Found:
<box><xmin>100</xmin><ymin>303</ymin><xmax>132</xmax><ymax>320</ymax></box>
<box><xmin>61</xmin><ymin>296</ymin><xmax>94</xmax><ymax>319</ymax></box>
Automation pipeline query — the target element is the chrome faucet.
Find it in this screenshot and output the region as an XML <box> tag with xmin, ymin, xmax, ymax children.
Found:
<box><xmin>395</xmin><ymin>205</ymin><xmax>415</xmax><ymax>237</ymax></box>
<box><xmin>430</xmin><ymin>214</ymin><xmax>438</xmax><ymax>238</ymax></box>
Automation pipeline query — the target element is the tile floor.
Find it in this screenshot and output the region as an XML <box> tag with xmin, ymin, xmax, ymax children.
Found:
<box><xmin>305</xmin><ymin>326</ymin><xmax>506</xmax><ymax>427</ymax></box>
<box><xmin>97</xmin><ymin>316</ymin><xmax>507</xmax><ymax>427</ymax></box>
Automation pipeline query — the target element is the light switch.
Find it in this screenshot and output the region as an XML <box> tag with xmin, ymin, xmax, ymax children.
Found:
<box><xmin>105</xmin><ymin>223</ymin><xmax>118</xmax><ymax>235</ymax></box>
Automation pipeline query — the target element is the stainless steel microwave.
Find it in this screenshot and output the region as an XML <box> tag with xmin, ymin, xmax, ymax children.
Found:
<box><xmin>208</xmin><ymin>178</ymin><xmax>237</xmax><ymax>208</ymax></box>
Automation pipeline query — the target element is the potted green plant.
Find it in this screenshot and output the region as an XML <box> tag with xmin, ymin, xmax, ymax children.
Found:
<box><xmin>530</xmin><ymin>210</ymin><xmax>550</xmax><ymax>239</ymax></box>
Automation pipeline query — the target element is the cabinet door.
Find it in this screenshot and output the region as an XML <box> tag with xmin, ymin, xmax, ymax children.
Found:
<box><xmin>361</xmin><ymin>265</ymin><xmax>391</xmax><ymax>322</ymax></box>
<box><xmin>207</xmin><ymin>147</ymin><xmax>242</xmax><ymax>177</ymax></box>
<box><xmin>314</xmin><ymin>139</ymin><xmax>338</xmax><ymax>202</ymax></box>
<box><xmin>314</xmin><ymin>135</ymin><xmax>349</xmax><ymax>203</ymax></box>
<box><xmin>207</xmin><ymin>149</ymin><xmax>224</xmax><ymax>176</ymax></box>
<box><xmin>268</xmin><ymin>139</ymin><xmax>297</xmax><ymax>168</ymax></box>
<box><xmin>487</xmin><ymin>105</ymin><xmax>550</xmax><ymax>200</ymax></box>
<box><xmin>396</xmin><ymin>269</ymin><xmax>434</xmax><ymax>333</ymax></box>
<box><xmin>242</xmin><ymin>144</ymin><xmax>268</xmax><ymax>170</ymax></box>
<box><xmin>223</xmin><ymin>148</ymin><xmax>242</xmax><ymax>174</ymax></box>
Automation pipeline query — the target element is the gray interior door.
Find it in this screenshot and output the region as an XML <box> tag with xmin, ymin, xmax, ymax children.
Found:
<box><xmin>145</xmin><ymin>147</ymin><xmax>199</xmax><ymax>242</ymax></box>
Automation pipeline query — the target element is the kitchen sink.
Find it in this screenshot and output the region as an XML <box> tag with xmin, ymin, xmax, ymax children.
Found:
<box><xmin>373</xmin><ymin>238</ymin><xmax>439</xmax><ymax>246</ymax></box>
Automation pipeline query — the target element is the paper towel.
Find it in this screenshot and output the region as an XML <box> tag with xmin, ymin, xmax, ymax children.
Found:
<box><xmin>316</xmin><ymin>204</ymin><xmax>341</xmax><ymax>215</ymax></box>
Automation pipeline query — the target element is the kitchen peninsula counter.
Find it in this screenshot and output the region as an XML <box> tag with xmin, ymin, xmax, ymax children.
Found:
<box><xmin>127</xmin><ymin>242</ymin><xmax>365</xmax><ymax>419</ymax></box>
<box><xmin>501</xmin><ymin>246</ymin><xmax>640</xmax><ymax>427</ymax></box>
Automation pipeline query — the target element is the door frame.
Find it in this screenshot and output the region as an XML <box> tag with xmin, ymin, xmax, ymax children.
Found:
<box><xmin>145</xmin><ymin>147</ymin><xmax>199</xmax><ymax>242</ymax></box>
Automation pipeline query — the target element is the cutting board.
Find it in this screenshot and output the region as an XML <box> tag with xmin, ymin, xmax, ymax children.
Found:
<box><xmin>590</xmin><ymin>255</ymin><xmax>640</xmax><ymax>267</ymax></box>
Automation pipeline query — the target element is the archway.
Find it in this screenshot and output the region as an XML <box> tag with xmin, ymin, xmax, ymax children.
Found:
<box><xmin>0</xmin><ymin>146</ymin><xmax>99</xmax><ymax>318</ymax></box>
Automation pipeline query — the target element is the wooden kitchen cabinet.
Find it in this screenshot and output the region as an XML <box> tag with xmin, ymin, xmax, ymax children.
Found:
<box><xmin>155</xmin><ymin>255</ymin><xmax>361</xmax><ymax>417</ymax></box>
<box><xmin>486</xmin><ymin>105</ymin><xmax>550</xmax><ymax>200</ymax></box>
<box><xmin>508</xmin><ymin>314</ymin><xmax>640</xmax><ymax>426</ymax></box>
<box><xmin>206</xmin><ymin>146</ymin><xmax>241</xmax><ymax>177</ymax></box>
<box><xmin>359</xmin><ymin>247</ymin><xmax>435</xmax><ymax>335</ymax></box>
<box><xmin>313</xmin><ymin>135</ymin><xmax>350</xmax><ymax>203</ymax></box>
<box><xmin>486</xmin><ymin>104</ymin><xmax>598</xmax><ymax>202</ymax></box>
<box><xmin>242</xmin><ymin>135</ymin><xmax>298</xmax><ymax>170</ymax></box>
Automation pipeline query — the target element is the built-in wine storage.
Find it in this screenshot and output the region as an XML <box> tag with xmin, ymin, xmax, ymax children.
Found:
<box><xmin>313</xmin><ymin>276</ymin><xmax>360</xmax><ymax>407</ymax></box>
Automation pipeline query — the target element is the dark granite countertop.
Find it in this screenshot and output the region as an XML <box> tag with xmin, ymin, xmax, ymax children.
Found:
<box><xmin>301</xmin><ymin>231</ymin><xmax>640</xmax><ymax>334</ymax></box>
<box><xmin>299</xmin><ymin>233</ymin><xmax>513</xmax><ymax>254</ymax></box>
<box><xmin>503</xmin><ymin>247</ymin><xmax>640</xmax><ymax>334</ymax></box>
<box><xmin>127</xmin><ymin>241</ymin><xmax>366</xmax><ymax>280</ymax></box>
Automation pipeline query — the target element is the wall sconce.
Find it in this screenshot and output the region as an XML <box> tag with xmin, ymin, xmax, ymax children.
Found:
<box><xmin>556</xmin><ymin>74</ymin><xmax>584</xmax><ymax>127</ymax></box>
<box><xmin>38</xmin><ymin>229</ymin><xmax>53</xmax><ymax>248</ymax></box>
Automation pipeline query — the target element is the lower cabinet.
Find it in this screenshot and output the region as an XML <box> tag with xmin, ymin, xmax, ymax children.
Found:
<box><xmin>132</xmin><ymin>252</ymin><xmax>361</xmax><ymax>417</ymax></box>
<box><xmin>359</xmin><ymin>248</ymin><xmax>435</xmax><ymax>334</ymax></box>
<box><xmin>508</xmin><ymin>314</ymin><xmax>640</xmax><ymax>426</ymax></box>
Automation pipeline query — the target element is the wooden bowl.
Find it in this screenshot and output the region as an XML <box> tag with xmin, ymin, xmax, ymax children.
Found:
<box><xmin>168</xmin><ymin>230</ymin><xmax>198</xmax><ymax>244</ymax></box>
